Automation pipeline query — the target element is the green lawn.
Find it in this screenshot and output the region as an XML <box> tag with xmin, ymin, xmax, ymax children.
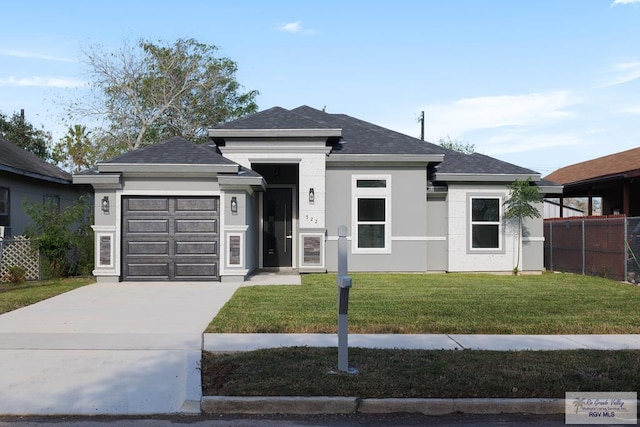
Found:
<box><xmin>206</xmin><ymin>273</ymin><xmax>640</xmax><ymax>334</ymax></box>
<box><xmin>202</xmin><ymin>348</ymin><xmax>640</xmax><ymax>398</ymax></box>
<box><xmin>0</xmin><ymin>277</ymin><xmax>96</xmax><ymax>314</ymax></box>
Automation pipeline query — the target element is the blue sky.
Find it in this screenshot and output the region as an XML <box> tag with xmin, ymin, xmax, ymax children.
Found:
<box><xmin>1</xmin><ymin>0</ymin><xmax>639</xmax><ymax>175</ymax></box>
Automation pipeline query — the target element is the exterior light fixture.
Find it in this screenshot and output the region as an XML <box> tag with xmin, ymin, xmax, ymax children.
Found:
<box><xmin>309</xmin><ymin>188</ymin><xmax>315</xmax><ymax>203</ymax></box>
<box><xmin>230</xmin><ymin>196</ymin><xmax>238</xmax><ymax>214</ymax></box>
<box><xmin>101</xmin><ymin>196</ymin><xmax>109</xmax><ymax>214</ymax></box>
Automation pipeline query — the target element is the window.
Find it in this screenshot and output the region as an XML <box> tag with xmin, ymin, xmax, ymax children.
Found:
<box><xmin>0</xmin><ymin>188</ymin><xmax>8</xmax><ymax>215</ymax></box>
<box><xmin>470</xmin><ymin>196</ymin><xmax>502</xmax><ymax>250</ymax></box>
<box><xmin>43</xmin><ymin>194</ymin><xmax>60</xmax><ymax>212</ymax></box>
<box><xmin>352</xmin><ymin>175</ymin><xmax>391</xmax><ymax>253</ymax></box>
<box><xmin>0</xmin><ymin>187</ymin><xmax>9</xmax><ymax>227</ymax></box>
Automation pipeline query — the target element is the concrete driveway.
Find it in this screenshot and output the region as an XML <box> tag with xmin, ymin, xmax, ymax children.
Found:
<box><xmin>0</xmin><ymin>281</ymin><xmax>241</xmax><ymax>415</ymax></box>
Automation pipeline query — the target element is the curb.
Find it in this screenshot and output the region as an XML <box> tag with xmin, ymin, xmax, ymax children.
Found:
<box><xmin>201</xmin><ymin>396</ymin><xmax>358</xmax><ymax>415</ymax></box>
<box><xmin>201</xmin><ymin>396</ymin><xmax>565</xmax><ymax>415</ymax></box>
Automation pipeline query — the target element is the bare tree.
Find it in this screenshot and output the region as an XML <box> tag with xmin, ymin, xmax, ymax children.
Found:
<box><xmin>69</xmin><ymin>38</ymin><xmax>258</xmax><ymax>154</ymax></box>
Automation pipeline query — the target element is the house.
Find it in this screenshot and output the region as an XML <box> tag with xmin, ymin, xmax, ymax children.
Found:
<box><xmin>0</xmin><ymin>137</ymin><xmax>88</xmax><ymax>237</ymax></box>
<box><xmin>545</xmin><ymin>146</ymin><xmax>640</xmax><ymax>217</ymax></box>
<box><xmin>543</xmin><ymin>199</ymin><xmax>584</xmax><ymax>219</ymax></box>
<box><xmin>74</xmin><ymin>106</ymin><xmax>561</xmax><ymax>283</ymax></box>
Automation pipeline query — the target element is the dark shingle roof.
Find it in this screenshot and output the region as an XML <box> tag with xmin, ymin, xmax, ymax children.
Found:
<box><xmin>436</xmin><ymin>152</ymin><xmax>537</xmax><ymax>175</ymax></box>
<box><xmin>0</xmin><ymin>137</ymin><xmax>71</xmax><ymax>183</ymax></box>
<box><xmin>213</xmin><ymin>106</ymin><xmax>539</xmax><ymax>175</ymax></box>
<box><xmin>102</xmin><ymin>137</ymin><xmax>237</xmax><ymax>166</ymax></box>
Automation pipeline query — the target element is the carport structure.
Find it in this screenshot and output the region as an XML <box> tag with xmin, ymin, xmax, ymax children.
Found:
<box><xmin>545</xmin><ymin>146</ymin><xmax>640</xmax><ymax>217</ymax></box>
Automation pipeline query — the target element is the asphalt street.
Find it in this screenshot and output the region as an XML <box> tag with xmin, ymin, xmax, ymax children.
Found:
<box><xmin>0</xmin><ymin>414</ymin><xmax>570</xmax><ymax>426</ymax></box>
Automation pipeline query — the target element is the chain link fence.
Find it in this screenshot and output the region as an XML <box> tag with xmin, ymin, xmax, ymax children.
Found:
<box><xmin>0</xmin><ymin>236</ymin><xmax>40</xmax><ymax>281</ymax></box>
<box><xmin>544</xmin><ymin>216</ymin><xmax>640</xmax><ymax>282</ymax></box>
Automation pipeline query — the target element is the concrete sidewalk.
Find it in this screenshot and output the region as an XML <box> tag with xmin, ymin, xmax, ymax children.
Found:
<box><xmin>204</xmin><ymin>333</ymin><xmax>640</xmax><ymax>352</ymax></box>
<box><xmin>0</xmin><ymin>281</ymin><xmax>241</xmax><ymax>415</ymax></box>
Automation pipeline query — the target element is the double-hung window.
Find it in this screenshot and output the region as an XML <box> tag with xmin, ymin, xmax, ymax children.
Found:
<box><xmin>469</xmin><ymin>196</ymin><xmax>502</xmax><ymax>251</ymax></box>
<box><xmin>352</xmin><ymin>175</ymin><xmax>391</xmax><ymax>253</ymax></box>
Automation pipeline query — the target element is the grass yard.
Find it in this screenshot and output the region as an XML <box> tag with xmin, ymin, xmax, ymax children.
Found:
<box><xmin>207</xmin><ymin>273</ymin><xmax>640</xmax><ymax>334</ymax></box>
<box><xmin>202</xmin><ymin>348</ymin><xmax>640</xmax><ymax>398</ymax></box>
<box><xmin>0</xmin><ymin>277</ymin><xmax>96</xmax><ymax>314</ymax></box>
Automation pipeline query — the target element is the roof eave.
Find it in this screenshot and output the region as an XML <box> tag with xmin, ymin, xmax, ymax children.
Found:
<box><xmin>327</xmin><ymin>154</ymin><xmax>444</xmax><ymax>165</ymax></box>
<box><xmin>73</xmin><ymin>173</ymin><xmax>122</xmax><ymax>189</ymax></box>
<box><xmin>538</xmin><ymin>184</ymin><xmax>564</xmax><ymax>195</ymax></box>
<box><xmin>97</xmin><ymin>163</ymin><xmax>239</xmax><ymax>174</ymax></box>
<box><xmin>218</xmin><ymin>175</ymin><xmax>267</xmax><ymax>191</ymax></box>
<box><xmin>435</xmin><ymin>172</ymin><xmax>542</xmax><ymax>182</ymax></box>
<box><xmin>0</xmin><ymin>164</ymin><xmax>71</xmax><ymax>185</ymax></box>
<box><xmin>208</xmin><ymin>128</ymin><xmax>343</xmax><ymax>138</ymax></box>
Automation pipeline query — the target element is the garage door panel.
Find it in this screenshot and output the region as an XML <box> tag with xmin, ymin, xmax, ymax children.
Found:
<box><xmin>126</xmin><ymin>219</ymin><xmax>169</xmax><ymax>234</ymax></box>
<box><xmin>176</xmin><ymin>198</ymin><xmax>219</xmax><ymax>212</ymax></box>
<box><xmin>175</xmin><ymin>219</ymin><xmax>218</xmax><ymax>234</ymax></box>
<box><xmin>175</xmin><ymin>263</ymin><xmax>218</xmax><ymax>279</ymax></box>
<box><xmin>175</xmin><ymin>241</ymin><xmax>218</xmax><ymax>255</ymax></box>
<box><xmin>126</xmin><ymin>198</ymin><xmax>170</xmax><ymax>212</ymax></box>
<box><xmin>126</xmin><ymin>263</ymin><xmax>170</xmax><ymax>279</ymax></box>
<box><xmin>122</xmin><ymin>196</ymin><xmax>219</xmax><ymax>281</ymax></box>
<box><xmin>127</xmin><ymin>241</ymin><xmax>169</xmax><ymax>255</ymax></box>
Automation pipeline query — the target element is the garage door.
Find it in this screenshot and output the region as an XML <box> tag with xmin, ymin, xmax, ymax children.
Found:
<box><xmin>122</xmin><ymin>197</ymin><xmax>219</xmax><ymax>281</ymax></box>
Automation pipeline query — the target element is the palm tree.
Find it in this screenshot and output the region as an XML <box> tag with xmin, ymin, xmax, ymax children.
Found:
<box><xmin>503</xmin><ymin>177</ymin><xmax>542</xmax><ymax>274</ymax></box>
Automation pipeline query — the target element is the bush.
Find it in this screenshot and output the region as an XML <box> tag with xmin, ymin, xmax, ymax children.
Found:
<box><xmin>2</xmin><ymin>265</ymin><xmax>26</xmax><ymax>284</ymax></box>
<box><xmin>23</xmin><ymin>196</ymin><xmax>94</xmax><ymax>278</ymax></box>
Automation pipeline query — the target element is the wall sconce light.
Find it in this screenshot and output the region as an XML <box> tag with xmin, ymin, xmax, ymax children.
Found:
<box><xmin>230</xmin><ymin>196</ymin><xmax>238</xmax><ymax>214</ymax></box>
<box><xmin>101</xmin><ymin>196</ymin><xmax>110</xmax><ymax>214</ymax></box>
<box><xmin>309</xmin><ymin>188</ymin><xmax>315</xmax><ymax>203</ymax></box>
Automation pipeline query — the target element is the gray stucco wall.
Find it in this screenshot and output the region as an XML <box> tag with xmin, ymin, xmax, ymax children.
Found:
<box><xmin>426</xmin><ymin>194</ymin><xmax>448</xmax><ymax>271</ymax></box>
<box><xmin>2</xmin><ymin>172</ymin><xmax>89</xmax><ymax>237</ymax></box>
<box><xmin>325</xmin><ymin>165</ymin><xmax>429</xmax><ymax>272</ymax></box>
<box><xmin>521</xmin><ymin>203</ymin><xmax>544</xmax><ymax>271</ymax></box>
<box><xmin>246</xmin><ymin>192</ymin><xmax>260</xmax><ymax>272</ymax></box>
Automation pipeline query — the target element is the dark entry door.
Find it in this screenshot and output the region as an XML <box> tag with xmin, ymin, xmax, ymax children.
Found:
<box><xmin>263</xmin><ymin>188</ymin><xmax>293</xmax><ymax>267</ymax></box>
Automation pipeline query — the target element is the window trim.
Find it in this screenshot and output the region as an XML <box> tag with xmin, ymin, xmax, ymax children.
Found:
<box><xmin>352</xmin><ymin>175</ymin><xmax>391</xmax><ymax>254</ymax></box>
<box><xmin>467</xmin><ymin>194</ymin><xmax>504</xmax><ymax>254</ymax></box>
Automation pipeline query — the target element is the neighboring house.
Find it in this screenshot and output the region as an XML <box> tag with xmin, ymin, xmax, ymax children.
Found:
<box><xmin>0</xmin><ymin>137</ymin><xmax>88</xmax><ymax>237</ymax></box>
<box><xmin>543</xmin><ymin>199</ymin><xmax>584</xmax><ymax>219</ymax></box>
<box><xmin>74</xmin><ymin>106</ymin><xmax>561</xmax><ymax>283</ymax></box>
<box><xmin>545</xmin><ymin>146</ymin><xmax>640</xmax><ymax>217</ymax></box>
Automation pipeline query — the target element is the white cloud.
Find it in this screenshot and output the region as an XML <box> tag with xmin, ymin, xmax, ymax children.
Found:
<box><xmin>612</xmin><ymin>0</ymin><xmax>640</xmax><ymax>5</ymax></box>
<box><xmin>601</xmin><ymin>61</ymin><xmax>640</xmax><ymax>86</ymax></box>
<box><xmin>421</xmin><ymin>91</ymin><xmax>577</xmax><ymax>139</ymax></box>
<box><xmin>0</xmin><ymin>49</ymin><xmax>75</xmax><ymax>62</ymax></box>
<box><xmin>278</xmin><ymin>21</ymin><xmax>316</xmax><ymax>35</ymax></box>
<box><xmin>617</xmin><ymin>105</ymin><xmax>640</xmax><ymax>114</ymax></box>
<box><xmin>0</xmin><ymin>76</ymin><xmax>86</xmax><ymax>88</ymax></box>
<box><xmin>279</xmin><ymin>21</ymin><xmax>303</xmax><ymax>33</ymax></box>
<box><xmin>481</xmin><ymin>131</ymin><xmax>585</xmax><ymax>156</ymax></box>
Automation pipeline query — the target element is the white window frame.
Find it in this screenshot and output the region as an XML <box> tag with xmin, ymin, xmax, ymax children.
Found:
<box><xmin>468</xmin><ymin>195</ymin><xmax>504</xmax><ymax>253</ymax></box>
<box><xmin>352</xmin><ymin>174</ymin><xmax>391</xmax><ymax>254</ymax></box>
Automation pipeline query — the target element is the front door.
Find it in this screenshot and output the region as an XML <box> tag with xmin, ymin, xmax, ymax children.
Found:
<box><xmin>263</xmin><ymin>188</ymin><xmax>293</xmax><ymax>267</ymax></box>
